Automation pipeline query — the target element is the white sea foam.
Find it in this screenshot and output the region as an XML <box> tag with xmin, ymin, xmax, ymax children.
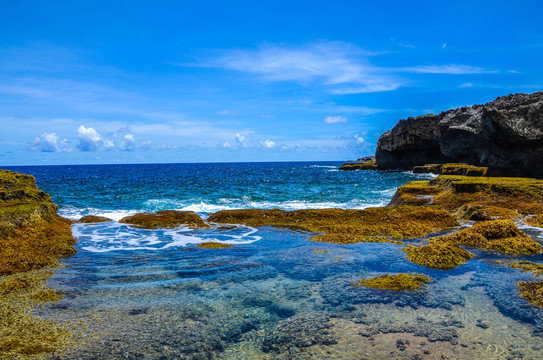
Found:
<box><xmin>74</xmin><ymin>222</ymin><xmax>261</xmax><ymax>253</ymax></box>
<box><xmin>59</xmin><ymin>206</ymin><xmax>138</xmax><ymax>221</ymax></box>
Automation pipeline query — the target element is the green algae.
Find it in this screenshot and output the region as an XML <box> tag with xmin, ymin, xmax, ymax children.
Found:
<box><xmin>517</xmin><ymin>281</ymin><xmax>543</xmax><ymax>309</ymax></box>
<box><xmin>77</xmin><ymin>215</ymin><xmax>113</xmax><ymax>223</ymax></box>
<box><xmin>339</xmin><ymin>160</ymin><xmax>379</xmax><ymax>171</ymax></box>
<box><xmin>440</xmin><ymin>163</ymin><xmax>488</xmax><ymax>177</ymax></box>
<box><xmin>196</xmin><ymin>242</ymin><xmax>233</xmax><ymax>249</ymax></box>
<box><xmin>0</xmin><ymin>269</ymin><xmax>76</xmax><ymax>358</ymax></box>
<box><xmin>430</xmin><ymin>220</ymin><xmax>542</xmax><ymax>255</ymax></box>
<box><xmin>119</xmin><ymin>210</ymin><xmax>208</xmax><ymax>229</ymax></box>
<box><xmin>403</xmin><ymin>242</ymin><xmax>474</xmax><ymax>270</ymax></box>
<box><xmin>208</xmin><ymin>206</ymin><xmax>459</xmax><ymax>244</ymax></box>
<box><xmin>508</xmin><ymin>261</ymin><xmax>543</xmax><ymax>276</ymax></box>
<box><xmin>352</xmin><ymin>273</ymin><xmax>433</xmax><ymax>291</ymax></box>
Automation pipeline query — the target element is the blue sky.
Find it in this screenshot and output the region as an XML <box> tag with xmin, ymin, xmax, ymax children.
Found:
<box><xmin>1</xmin><ymin>1</ymin><xmax>542</xmax><ymax>165</ymax></box>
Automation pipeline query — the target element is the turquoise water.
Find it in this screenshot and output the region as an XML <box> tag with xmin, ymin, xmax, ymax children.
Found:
<box><xmin>6</xmin><ymin>162</ymin><xmax>543</xmax><ymax>359</ymax></box>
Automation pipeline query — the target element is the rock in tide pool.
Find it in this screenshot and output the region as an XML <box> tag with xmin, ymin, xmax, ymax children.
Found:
<box><xmin>119</xmin><ymin>210</ymin><xmax>207</xmax><ymax>229</ymax></box>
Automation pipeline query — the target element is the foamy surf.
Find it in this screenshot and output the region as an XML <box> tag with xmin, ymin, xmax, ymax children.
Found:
<box><xmin>73</xmin><ymin>222</ymin><xmax>261</xmax><ymax>253</ymax></box>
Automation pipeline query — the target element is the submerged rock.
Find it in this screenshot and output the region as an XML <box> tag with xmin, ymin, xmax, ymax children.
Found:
<box><xmin>352</xmin><ymin>273</ymin><xmax>433</xmax><ymax>291</ymax></box>
<box><xmin>196</xmin><ymin>242</ymin><xmax>233</xmax><ymax>249</ymax></box>
<box><xmin>376</xmin><ymin>91</ymin><xmax>543</xmax><ymax>178</ymax></box>
<box><xmin>119</xmin><ymin>210</ymin><xmax>207</xmax><ymax>229</ymax></box>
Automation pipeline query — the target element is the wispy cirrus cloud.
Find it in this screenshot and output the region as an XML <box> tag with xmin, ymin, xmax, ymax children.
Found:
<box><xmin>399</xmin><ymin>64</ymin><xmax>495</xmax><ymax>74</ymax></box>
<box><xmin>198</xmin><ymin>42</ymin><xmax>404</xmax><ymax>94</ymax></box>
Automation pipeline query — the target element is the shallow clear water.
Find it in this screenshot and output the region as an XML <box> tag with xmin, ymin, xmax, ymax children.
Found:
<box><xmin>6</xmin><ymin>162</ymin><xmax>543</xmax><ymax>359</ymax></box>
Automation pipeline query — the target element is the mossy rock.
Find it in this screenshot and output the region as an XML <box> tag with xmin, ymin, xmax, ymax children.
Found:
<box><xmin>441</xmin><ymin>163</ymin><xmax>488</xmax><ymax>177</ymax></box>
<box><xmin>339</xmin><ymin>161</ymin><xmax>379</xmax><ymax>171</ymax></box>
<box><xmin>352</xmin><ymin>273</ymin><xmax>433</xmax><ymax>291</ymax></box>
<box><xmin>119</xmin><ymin>210</ymin><xmax>207</xmax><ymax>229</ymax></box>
<box><xmin>208</xmin><ymin>206</ymin><xmax>459</xmax><ymax>243</ymax></box>
<box><xmin>517</xmin><ymin>281</ymin><xmax>543</xmax><ymax>309</ymax></box>
<box><xmin>454</xmin><ymin>204</ymin><xmax>520</xmax><ymax>221</ymax></box>
<box><xmin>77</xmin><ymin>215</ymin><xmax>113</xmax><ymax>223</ymax></box>
<box><xmin>526</xmin><ymin>214</ymin><xmax>543</xmax><ymax>227</ymax></box>
<box><xmin>0</xmin><ymin>170</ymin><xmax>76</xmax><ymax>275</ymax></box>
<box><xmin>196</xmin><ymin>242</ymin><xmax>233</xmax><ymax>249</ymax></box>
<box><xmin>508</xmin><ymin>261</ymin><xmax>543</xmax><ymax>276</ymax></box>
<box><xmin>431</xmin><ymin>220</ymin><xmax>542</xmax><ymax>255</ymax></box>
<box><xmin>403</xmin><ymin>242</ymin><xmax>474</xmax><ymax>270</ymax></box>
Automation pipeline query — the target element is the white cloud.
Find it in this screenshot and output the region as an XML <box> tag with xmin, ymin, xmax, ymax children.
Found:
<box><xmin>442</xmin><ymin>43</ymin><xmax>447</xmax><ymax>49</ymax></box>
<box><xmin>221</xmin><ymin>141</ymin><xmax>232</xmax><ymax>149</ymax></box>
<box><xmin>260</xmin><ymin>139</ymin><xmax>276</xmax><ymax>149</ymax></box>
<box><xmin>77</xmin><ymin>125</ymin><xmax>103</xmax><ymax>151</ymax></box>
<box><xmin>31</xmin><ymin>132</ymin><xmax>70</xmax><ymax>152</ymax></box>
<box><xmin>400</xmin><ymin>64</ymin><xmax>493</xmax><ymax>74</ymax></box>
<box><xmin>325</xmin><ymin>116</ymin><xmax>348</xmax><ymax>124</ymax></box>
<box><xmin>205</xmin><ymin>42</ymin><xmax>402</xmax><ymax>94</ymax></box>
<box><xmin>460</xmin><ymin>82</ymin><xmax>474</xmax><ymax>88</ymax></box>
<box><xmin>235</xmin><ymin>133</ymin><xmax>247</xmax><ymax>148</ymax></box>
<box><xmin>119</xmin><ymin>133</ymin><xmax>135</xmax><ymax>151</ymax></box>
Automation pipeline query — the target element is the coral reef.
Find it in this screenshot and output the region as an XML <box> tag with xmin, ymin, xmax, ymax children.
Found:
<box><xmin>430</xmin><ymin>220</ymin><xmax>542</xmax><ymax>255</ymax></box>
<box><xmin>77</xmin><ymin>215</ymin><xmax>113</xmax><ymax>223</ymax></box>
<box><xmin>352</xmin><ymin>273</ymin><xmax>433</xmax><ymax>291</ymax></box>
<box><xmin>208</xmin><ymin>206</ymin><xmax>458</xmax><ymax>244</ymax></box>
<box><xmin>403</xmin><ymin>242</ymin><xmax>474</xmax><ymax>270</ymax></box>
<box><xmin>196</xmin><ymin>242</ymin><xmax>233</xmax><ymax>249</ymax></box>
<box><xmin>119</xmin><ymin>210</ymin><xmax>207</xmax><ymax>229</ymax></box>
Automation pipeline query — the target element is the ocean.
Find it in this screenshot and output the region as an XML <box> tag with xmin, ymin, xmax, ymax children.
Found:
<box><xmin>5</xmin><ymin>161</ymin><xmax>543</xmax><ymax>359</ymax></box>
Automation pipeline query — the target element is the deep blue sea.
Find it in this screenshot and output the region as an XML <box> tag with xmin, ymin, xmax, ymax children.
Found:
<box><xmin>5</xmin><ymin>162</ymin><xmax>543</xmax><ymax>359</ymax></box>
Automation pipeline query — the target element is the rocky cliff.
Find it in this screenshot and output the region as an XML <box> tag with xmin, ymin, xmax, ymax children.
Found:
<box><xmin>375</xmin><ymin>92</ymin><xmax>543</xmax><ymax>178</ymax></box>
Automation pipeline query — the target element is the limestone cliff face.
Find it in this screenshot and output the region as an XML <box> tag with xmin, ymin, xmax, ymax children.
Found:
<box><xmin>375</xmin><ymin>92</ymin><xmax>543</xmax><ymax>178</ymax></box>
<box><xmin>0</xmin><ymin>170</ymin><xmax>76</xmax><ymax>275</ymax></box>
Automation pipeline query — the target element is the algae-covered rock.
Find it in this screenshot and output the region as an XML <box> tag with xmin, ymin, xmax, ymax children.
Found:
<box><xmin>517</xmin><ymin>281</ymin><xmax>543</xmax><ymax>309</ymax></box>
<box><xmin>339</xmin><ymin>160</ymin><xmax>379</xmax><ymax>171</ymax></box>
<box><xmin>352</xmin><ymin>273</ymin><xmax>433</xmax><ymax>291</ymax></box>
<box><xmin>441</xmin><ymin>163</ymin><xmax>488</xmax><ymax>176</ymax></box>
<box><xmin>0</xmin><ymin>170</ymin><xmax>76</xmax><ymax>275</ymax></box>
<box><xmin>508</xmin><ymin>261</ymin><xmax>543</xmax><ymax>276</ymax></box>
<box><xmin>208</xmin><ymin>206</ymin><xmax>459</xmax><ymax>243</ymax></box>
<box><xmin>196</xmin><ymin>242</ymin><xmax>232</xmax><ymax>249</ymax></box>
<box><xmin>431</xmin><ymin>220</ymin><xmax>542</xmax><ymax>255</ymax></box>
<box><xmin>526</xmin><ymin>214</ymin><xmax>543</xmax><ymax>227</ymax></box>
<box><xmin>403</xmin><ymin>242</ymin><xmax>474</xmax><ymax>270</ymax></box>
<box><xmin>119</xmin><ymin>210</ymin><xmax>207</xmax><ymax>229</ymax></box>
<box><xmin>77</xmin><ymin>215</ymin><xmax>113</xmax><ymax>223</ymax></box>
<box><xmin>412</xmin><ymin>164</ymin><xmax>442</xmax><ymax>174</ymax></box>
<box><xmin>453</xmin><ymin>204</ymin><xmax>520</xmax><ymax>221</ymax></box>
<box><xmin>390</xmin><ymin>175</ymin><xmax>543</xmax><ymax>216</ymax></box>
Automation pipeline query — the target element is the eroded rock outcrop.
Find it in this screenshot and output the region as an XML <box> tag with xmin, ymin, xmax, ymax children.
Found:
<box><xmin>376</xmin><ymin>92</ymin><xmax>543</xmax><ymax>178</ymax></box>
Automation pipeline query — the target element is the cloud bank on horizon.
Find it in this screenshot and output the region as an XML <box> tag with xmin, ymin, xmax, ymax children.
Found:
<box><xmin>0</xmin><ymin>1</ymin><xmax>541</xmax><ymax>165</ymax></box>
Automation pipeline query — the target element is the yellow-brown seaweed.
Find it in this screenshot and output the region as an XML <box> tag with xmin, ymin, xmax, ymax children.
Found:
<box><xmin>119</xmin><ymin>210</ymin><xmax>207</xmax><ymax>229</ymax></box>
<box><xmin>352</xmin><ymin>273</ymin><xmax>433</xmax><ymax>291</ymax></box>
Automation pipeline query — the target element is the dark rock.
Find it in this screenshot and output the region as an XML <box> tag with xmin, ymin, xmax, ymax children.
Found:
<box><xmin>375</xmin><ymin>92</ymin><xmax>543</xmax><ymax>178</ymax></box>
<box><xmin>78</xmin><ymin>215</ymin><xmax>114</xmax><ymax>223</ymax></box>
